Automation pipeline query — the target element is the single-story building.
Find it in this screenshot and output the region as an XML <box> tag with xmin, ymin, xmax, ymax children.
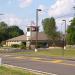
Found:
<box><xmin>6</xmin><ymin>26</ymin><xmax>49</xmax><ymax>49</ymax></box>
<box><xmin>6</xmin><ymin>26</ymin><xmax>64</xmax><ymax>49</ymax></box>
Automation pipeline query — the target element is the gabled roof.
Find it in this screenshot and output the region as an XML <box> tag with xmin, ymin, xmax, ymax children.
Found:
<box><xmin>6</xmin><ymin>32</ymin><xmax>49</xmax><ymax>42</ymax></box>
<box><xmin>6</xmin><ymin>35</ymin><xmax>27</xmax><ymax>42</ymax></box>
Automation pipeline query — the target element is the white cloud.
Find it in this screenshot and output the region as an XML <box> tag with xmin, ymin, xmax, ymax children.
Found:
<box><xmin>47</xmin><ymin>0</ymin><xmax>75</xmax><ymax>32</ymax></box>
<box><xmin>38</xmin><ymin>4</ymin><xmax>48</xmax><ymax>15</ymax></box>
<box><xmin>48</xmin><ymin>0</ymin><xmax>74</xmax><ymax>18</ymax></box>
<box><xmin>56</xmin><ymin>17</ymin><xmax>73</xmax><ymax>33</ymax></box>
<box><xmin>2</xmin><ymin>14</ymin><xmax>22</xmax><ymax>26</ymax></box>
<box><xmin>19</xmin><ymin>0</ymin><xmax>32</xmax><ymax>8</ymax></box>
<box><xmin>0</xmin><ymin>14</ymin><xmax>27</xmax><ymax>33</ymax></box>
<box><xmin>38</xmin><ymin>5</ymin><xmax>46</xmax><ymax>11</ymax></box>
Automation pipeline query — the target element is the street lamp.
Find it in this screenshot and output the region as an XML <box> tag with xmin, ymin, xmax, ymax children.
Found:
<box><xmin>0</xmin><ymin>14</ymin><xmax>4</xmax><ymax>19</ymax></box>
<box><xmin>0</xmin><ymin>14</ymin><xmax>4</xmax><ymax>15</ymax></box>
<box><xmin>73</xmin><ymin>6</ymin><xmax>75</xmax><ymax>17</ymax></box>
<box><xmin>35</xmin><ymin>9</ymin><xmax>42</xmax><ymax>52</ymax></box>
<box><xmin>62</xmin><ymin>20</ymin><xmax>67</xmax><ymax>50</ymax></box>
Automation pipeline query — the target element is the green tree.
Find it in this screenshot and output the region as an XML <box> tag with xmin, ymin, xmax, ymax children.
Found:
<box><xmin>7</xmin><ymin>26</ymin><xmax>24</xmax><ymax>38</ymax></box>
<box><xmin>0</xmin><ymin>22</ymin><xmax>8</xmax><ymax>34</ymax></box>
<box><xmin>0</xmin><ymin>22</ymin><xmax>8</xmax><ymax>43</ymax></box>
<box><xmin>0</xmin><ymin>21</ymin><xmax>8</xmax><ymax>28</ymax></box>
<box><xmin>0</xmin><ymin>22</ymin><xmax>24</xmax><ymax>43</ymax></box>
<box><xmin>67</xmin><ymin>18</ymin><xmax>75</xmax><ymax>45</ymax></box>
<box><xmin>42</xmin><ymin>17</ymin><xmax>59</xmax><ymax>40</ymax></box>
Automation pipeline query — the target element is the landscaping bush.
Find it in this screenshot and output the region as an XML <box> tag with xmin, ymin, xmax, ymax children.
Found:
<box><xmin>37</xmin><ymin>42</ymin><xmax>47</xmax><ymax>48</ymax></box>
<box><xmin>11</xmin><ymin>44</ymin><xmax>20</xmax><ymax>48</ymax></box>
<box><xmin>20</xmin><ymin>42</ymin><xmax>26</xmax><ymax>49</ymax></box>
<box><xmin>20</xmin><ymin>44</ymin><xmax>26</xmax><ymax>49</ymax></box>
<box><xmin>0</xmin><ymin>44</ymin><xmax>3</xmax><ymax>47</ymax></box>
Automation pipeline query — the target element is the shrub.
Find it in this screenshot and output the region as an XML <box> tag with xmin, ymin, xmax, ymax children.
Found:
<box><xmin>20</xmin><ymin>42</ymin><xmax>26</xmax><ymax>49</ymax></box>
<box><xmin>0</xmin><ymin>44</ymin><xmax>3</xmax><ymax>47</ymax></box>
<box><xmin>11</xmin><ymin>44</ymin><xmax>20</xmax><ymax>48</ymax></box>
<box><xmin>37</xmin><ymin>42</ymin><xmax>47</xmax><ymax>48</ymax></box>
<box><xmin>20</xmin><ymin>45</ymin><xmax>26</xmax><ymax>49</ymax></box>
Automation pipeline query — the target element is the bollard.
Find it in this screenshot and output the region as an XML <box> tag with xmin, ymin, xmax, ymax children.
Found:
<box><xmin>0</xmin><ymin>58</ymin><xmax>2</xmax><ymax>65</ymax></box>
<box><xmin>64</xmin><ymin>46</ymin><xmax>66</xmax><ymax>50</ymax></box>
<box><xmin>35</xmin><ymin>48</ymin><xmax>38</xmax><ymax>52</ymax></box>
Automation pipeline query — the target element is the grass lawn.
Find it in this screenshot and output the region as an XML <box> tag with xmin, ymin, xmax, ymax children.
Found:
<box><xmin>0</xmin><ymin>66</ymin><xmax>36</xmax><ymax>75</ymax></box>
<box><xmin>16</xmin><ymin>48</ymin><xmax>75</xmax><ymax>57</ymax></box>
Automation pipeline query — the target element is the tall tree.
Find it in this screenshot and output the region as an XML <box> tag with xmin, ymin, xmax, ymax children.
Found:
<box><xmin>42</xmin><ymin>17</ymin><xmax>60</xmax><ymax>46</ymax></box>
<box><xmin>42</xmin><ymin>17</ymin><xmax>59</xmax><ymax>39</ymax></box>
<box><xmin>67</xmin><ymin>18</ymin><xmax>75</xmax><ymax>45</ymax></box>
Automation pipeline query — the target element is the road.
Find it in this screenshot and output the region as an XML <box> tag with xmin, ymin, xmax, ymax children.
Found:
<box><xmin>0</xmin><ymin>53</ymin><xmax>75</xmax><ymax>75</ymax></box>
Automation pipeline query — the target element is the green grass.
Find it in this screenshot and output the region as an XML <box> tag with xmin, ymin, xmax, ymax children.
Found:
<box><xmin>16</xmin><ymin>48</ymin><xmax>75</xmax><ymax>57</ymax></box>
<box><xmin>64</xmin><ymin>49</ymin><xmax>75</xmax><ymax>57</ymax></box>
<box><xmin>0</xmin><ymin>66</ymin><xmax>36</xmax><ymax>75</ymax></box>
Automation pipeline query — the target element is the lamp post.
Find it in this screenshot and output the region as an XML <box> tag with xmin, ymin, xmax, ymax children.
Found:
<box><xmin>62</xmin><ymin>20</ymin><xmax>67</xmax><ymax>50</ymax></box>
<box><xmin>0</xmin><ymin>14</ymin><xmax>4</xmax><ymax>24</ymax></box>
<box><xmin>73</xmin><ymin>6</ymin><xmax>75</xmax><ymax>17</ymax></box>
<box><xmin>35</xmin><ymin>9</ymin><xmax>42</xmax><ymax>52</ymax></box>
<box><xmin>0</xmin><ymin>13</ymin><xmax>4</xmax><ymax>19</ymax></box>
<box><xmin>0</xmin><ymin>13</ymin><xmax>4</xmax><ymax>15</ymax></box>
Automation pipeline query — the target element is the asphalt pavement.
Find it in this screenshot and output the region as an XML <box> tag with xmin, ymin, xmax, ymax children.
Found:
<box><xmin>0</xmin><ymin>53</ymin><xmax>75</xmax><ymax>75</ymax></box>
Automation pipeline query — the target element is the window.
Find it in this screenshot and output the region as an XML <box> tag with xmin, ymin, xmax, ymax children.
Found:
<box><xmin>27</xmin><ymin>28</ymin><xmax>30</xmax><ymax>31</ymax></box>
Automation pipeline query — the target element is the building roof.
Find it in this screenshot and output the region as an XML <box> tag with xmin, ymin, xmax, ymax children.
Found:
<box><xmin>6</xmin><ymin>35</ymin><xmax>27</xmax><ymax>42</ymax></box>
<box><xmin>31</xmin><ymin>32</ymin><xmax>48</xmax><ymax>41</ymax></box>
<box><xmin>6</xmin><ymin>32</ymin><xmax>49</xmax><ymax>42</ymax></box>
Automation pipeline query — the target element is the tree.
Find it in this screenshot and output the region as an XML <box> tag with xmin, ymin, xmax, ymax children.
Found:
<box><xmin>42</xmin><ymin>17</ymin><xmax>59</xmax><ymax>39</ymax></box>
<box><xmin>0</xmin><ymin>21</ymin><xmax>24</xmax><ymax>43</ymax></box>
<box><xmin>7</xmin><ymin>26</ymin><xmax>24</xmax><ymax>38</ymax></box>
<box><xmin>0</xmin><ymin>22</ymin><xmax>8</xmax><ymax>33</ymax></box>
<box><xmin>67</xmin><ymin>18</ymin><xmax>75</xmax><ymax>45</ymax></box>
<box><xmin>0</xmin><ymin>22</ymin><xmax>8</xmax><ymax>43</ymax></box>
<box><xmin>42</xmin><ymin>17</ymin><xmax>60</xmax><ymax>46</ymax></box>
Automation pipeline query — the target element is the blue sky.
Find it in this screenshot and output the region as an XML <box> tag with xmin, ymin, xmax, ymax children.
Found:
<box><xmin>0</xmin><ymin>0</ymin><xmax>74</xmax><ymax>33</ymax></box>
<box><xmin>0</xmin><ymin>0</ymin><xmax>53</xmax><ymax>20</ymax></box>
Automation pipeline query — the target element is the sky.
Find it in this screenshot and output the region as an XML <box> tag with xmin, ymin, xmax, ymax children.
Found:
<box><xmin>0</xmin><ymin>0</ymin><xmax>75</xmax><ymax>33</ymax></box>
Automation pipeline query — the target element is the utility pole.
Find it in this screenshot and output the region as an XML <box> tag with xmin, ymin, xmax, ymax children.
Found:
<box><xmin>62</xmin><ymin>20</ymin><xmax>67</xmax><ymax>56</ymax></box>
<box><xmin>0</xmin><ymin>14</ymin><xmax>4</xmax><ymax>20</ymax></box>
<box><xmin>62</xmin><ymin>20</ymin><xmax>66</xmax><ymax>50</ymax></box>
<box><xmin>35</xmin><ymin>9</ymin><xmax>42</xmax><ymax>52</ymax></box>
